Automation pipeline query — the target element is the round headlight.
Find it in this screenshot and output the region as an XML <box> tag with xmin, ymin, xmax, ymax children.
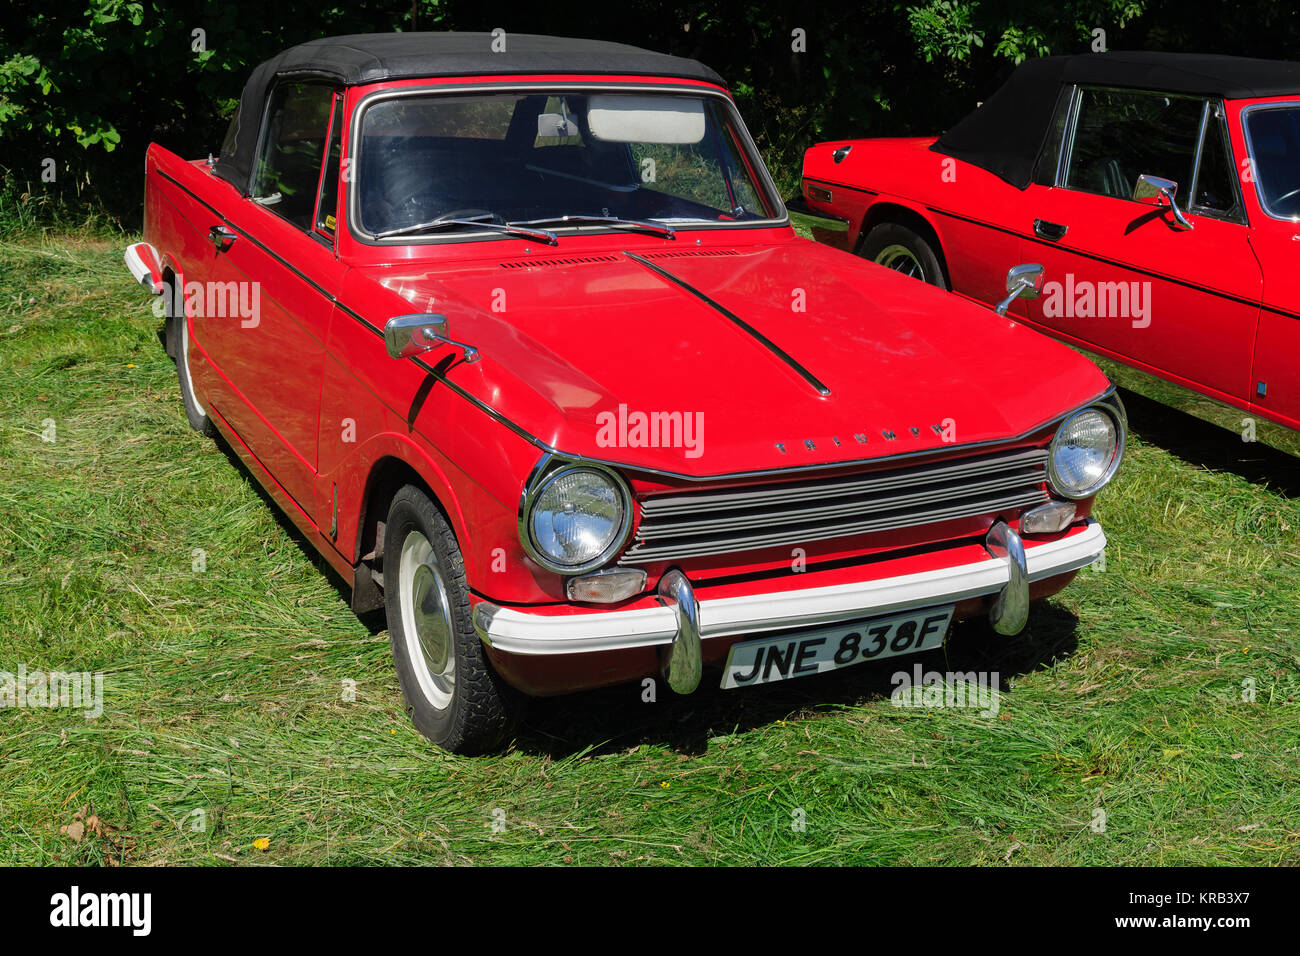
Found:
<box><xmin>525</xmin><ymin>466</ymin><xmax>630</xmax><ymax>572</ymax></box>
<box><xmin>1048</xmin><ymin>407</ymin><xmax>1124</xmax><ymax>499</ymax></box>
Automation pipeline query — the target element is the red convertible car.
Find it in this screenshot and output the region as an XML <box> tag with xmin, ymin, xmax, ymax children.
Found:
<box><xmin>125</xmin><ymin>33</ymin><xmax>1122</xmax><ymax>753</ymax></box>
<box><xmin>801</xmin><ymin>52</ymin><xmax>1300</xmax><ymax>453</ymax></box>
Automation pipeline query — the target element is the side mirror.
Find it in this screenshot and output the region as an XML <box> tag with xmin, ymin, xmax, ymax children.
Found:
<box><xmin>994</xmin><ymin>263</ymin><xmax>1045</xmax><ymax>316</ymax></box>
<box><xmin>1132</xmin><ymin>173</ymin><xmax>1193</xmax><ymax>230</ymax></box>
<box><xmin>383</xmin><ymin>313</ymin><xmax>479</xmax><ymax>364</ymax></box>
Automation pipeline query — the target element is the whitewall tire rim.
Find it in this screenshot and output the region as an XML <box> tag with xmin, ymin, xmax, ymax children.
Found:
<box><xmin>398</xmin><ymin>529</ymin><xmax>456</xmax><ymax>710</ymax></box>
<box><xmin>180</xmin><ymin>313</ymin><xmax>207</xmax><ymax>417</ymax></box>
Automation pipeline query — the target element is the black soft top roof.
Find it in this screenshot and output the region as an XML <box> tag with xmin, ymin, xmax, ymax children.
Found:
<box><xmin>931</xmin><ymin>51</ymin><xmax>1300</xmax><ymax>190</ymax></box>
<box><xmin>215</xmin><ymin>32</ymin><xmax>725</xmax><ymax>191</ymax></box>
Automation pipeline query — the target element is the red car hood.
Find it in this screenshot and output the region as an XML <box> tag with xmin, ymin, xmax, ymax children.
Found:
<box><xmin>358</xmin><ymin>238</ymin><xmax>1109</xmax><ymax>477</ymax></box>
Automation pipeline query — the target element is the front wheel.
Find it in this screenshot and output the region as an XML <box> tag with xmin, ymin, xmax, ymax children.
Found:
<box><xmin>383</xmin><ymin>485</ymin><xmax>522</xmax><ymax>754</ymax></box>
<box><xmin>859</xmin><ymin>222</ymin><xmax>948</xmax><ymax>289</ymax></box>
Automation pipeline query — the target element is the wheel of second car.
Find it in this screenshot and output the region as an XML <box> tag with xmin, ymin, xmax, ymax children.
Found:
<box><xmin>382</xmin><ymin>485</ymin><xmax>523</xmax><ymax>754</ymax></box>
<box><xmin>859</xmin><ymin>222</ymin><xmax>948</xmax><ymax>289</ymax></box>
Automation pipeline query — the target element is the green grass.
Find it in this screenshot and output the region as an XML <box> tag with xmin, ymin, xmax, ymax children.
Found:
<box><xmin>1</xmin><ymin>236</ymin><xmax>1297</xmax><ymax>866</ymax></box>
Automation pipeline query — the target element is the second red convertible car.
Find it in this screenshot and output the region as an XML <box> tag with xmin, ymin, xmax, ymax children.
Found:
<box><xmin>801</xmin><ymin>52</ymin><xmax>1300</xmax><ymax>452</ymax></box>
<box><xmin>125</xmin><ymin>33</ymin><xmax>1123</xmax><ymax>753</ymax></box>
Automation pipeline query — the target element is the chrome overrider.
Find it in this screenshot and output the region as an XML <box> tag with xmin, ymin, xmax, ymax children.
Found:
<box><xmin>985</xmin><ymin>520</ymin><xmax>1029</xmax><ymax>635</ymax></box>
<box><xmin>656</xmin><ymin>569</ymin><xmax>702</xmax><ymax>694</ymax></box>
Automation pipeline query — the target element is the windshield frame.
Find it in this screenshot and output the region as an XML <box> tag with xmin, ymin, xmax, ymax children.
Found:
<box><xmin>346</xmin><ymin>80</ymin><xmax>789</xmax><ymax>246</ymax></box>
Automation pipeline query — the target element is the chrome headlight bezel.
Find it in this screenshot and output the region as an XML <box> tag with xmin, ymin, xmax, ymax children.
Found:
<box><xmin>517</xmin><ymin>459</ymin><xmax>634</xmax><ymax>575</ymax></box>
<box><xmin>1046</xmin><ymin>404</ymin><xmax>1126</xmax><ymax>500</ymax></box>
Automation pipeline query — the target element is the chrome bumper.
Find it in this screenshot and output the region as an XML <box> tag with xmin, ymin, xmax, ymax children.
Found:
<box><xmin>474</xmin><ymin>519</ymin><xmax>1104</xmax><ymax>680</ymax></box>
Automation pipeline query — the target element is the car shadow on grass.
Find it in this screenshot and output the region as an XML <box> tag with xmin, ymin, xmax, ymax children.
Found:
<box><xmin>510</xmin><ymin>601</ymin><xmax>1080</xmax><ymax>759</ymax></box>
<box><xmin>1119</xmin><ymin>387</ymin><xmax>1300</xmax><ymax>497</ymax></box>
<box><xmin>209</xmin><ymin>433</ymin><xmax>388</xmax><ymax>637</ymax></box>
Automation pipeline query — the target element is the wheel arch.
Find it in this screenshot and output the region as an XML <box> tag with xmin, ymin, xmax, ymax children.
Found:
<box><xmin>858</xmin><ymin>201</ymin><xmax>952</xmax><ymax>289</ymax></box>
<box><xmin>349</xmin><ymin>452</ymin><xmax>456</xmax><ymax>615</ymax></box>
<box><xmin>156</xmin><ymin>251</ymin><xmax>191</xmax><ymax>357</ymax></box>
<box><xmin>355</xmin><ymin>454</ymin><xmax>443</xmax><ymax>563</ymax></box>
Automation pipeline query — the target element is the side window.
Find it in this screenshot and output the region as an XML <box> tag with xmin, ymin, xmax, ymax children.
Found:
<box><xmin>314</xmin><ymin>96</ymin><xmax>343</xmax><ymax>238</ymax></box>
<box><xmin>1190</xmin><ymin>105</ymin><xmax>1242</xmax><ymax>221</ymax></box>
<box><xmin>1065</xmin><ymin>88</ymin><xmax>1204</xmax><ymax>200</ymax></box>
<box><xmin>251</xmin><ymin>82</ymin><xmax>335</xmax><ymax>229</ymax></box>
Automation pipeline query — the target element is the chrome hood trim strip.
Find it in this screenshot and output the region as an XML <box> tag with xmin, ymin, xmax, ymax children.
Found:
<box><xmin>624</xmin><ymin>250</ymin><xmax>832</xmax><ymax>398</ymax></box>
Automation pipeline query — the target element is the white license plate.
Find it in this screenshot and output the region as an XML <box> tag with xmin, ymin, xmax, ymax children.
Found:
<box><xmin>720</xmin><ymin>606</ymin><xmax>953</xmax><ymax>689</ymax></box>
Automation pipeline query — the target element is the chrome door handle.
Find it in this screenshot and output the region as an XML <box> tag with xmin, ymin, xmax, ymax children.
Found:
<box><xmin>208</xmin><ymin>224</ymin><xmax>237</xmax><ymax>251</ymax></box>
<box><xmin>1033</xmin><ymin>219</ymin><xmax>1068</xmax><ymax>241</ymax></box>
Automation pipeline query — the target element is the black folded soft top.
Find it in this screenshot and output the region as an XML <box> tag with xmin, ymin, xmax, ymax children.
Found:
<box><xmin>215</xmin><ymin>32</ymin><xmax>724</xmax><ymax>191</ymax></box>
<box><xmin>931</xmin><ymin>51</ymin><xmax>1300</xmax><ymax>190</ymax></box>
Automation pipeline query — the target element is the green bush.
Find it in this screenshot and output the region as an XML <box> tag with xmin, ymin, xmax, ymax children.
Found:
<box><xmin>6</xmin><ymin>0</ymin><xmax>1299</xmax><ymax>231</ymax></box>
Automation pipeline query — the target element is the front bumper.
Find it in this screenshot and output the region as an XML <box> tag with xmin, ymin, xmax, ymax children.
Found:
<box><xmin>474</xmin><ymin>520</ymin><xmax>1104</xmax><ymax>680</ymax></box>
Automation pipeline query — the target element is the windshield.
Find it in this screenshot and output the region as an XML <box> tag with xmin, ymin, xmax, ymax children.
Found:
<box><xmin>354</xmin><ymin>90</ymin><xmax>781</xmax><ymax>238</ymax></box>
<box><xmin>1245</xmin><ymin>105</ymin><xmax>1300</xmax><ymax>219</ymax></box>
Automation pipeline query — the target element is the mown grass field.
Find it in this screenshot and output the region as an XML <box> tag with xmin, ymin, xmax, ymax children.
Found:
<box><xmin>1</xmin><ymin>233</ymin><xmax>1297</xmax><ymax>866</ymax></box>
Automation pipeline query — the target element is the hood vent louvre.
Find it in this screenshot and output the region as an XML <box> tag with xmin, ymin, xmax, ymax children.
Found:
<box><xmin>640</xmin><ymin>249</ymin><xmax>739</xmax><ymax>259</ymax></box>
<box><xmin>499</xmin><ymin>255</ymin><xmax>620</xmax><ymax>269</ymax></box>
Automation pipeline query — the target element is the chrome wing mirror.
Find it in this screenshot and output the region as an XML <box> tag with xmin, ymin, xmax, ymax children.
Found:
<box><xmin>994</xmin><ymin>263</ymin><xmax>1045</xmax><ymax>316</ymax></box>
<box><xmin>383</xmin><ymin>313</ymin><xmax>479</xmax><ymax>364</ymax></box>
<box><xmin>1133</xmin><ymin>173</ymin><xmax>1193</xmax><ymax>230</ymax></box>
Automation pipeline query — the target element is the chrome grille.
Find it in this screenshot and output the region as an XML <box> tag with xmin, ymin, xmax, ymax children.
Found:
<box><xmin>620</xmin><ymin>448</ymin><xmax>1049</xmax><ymax>564</ymax></box>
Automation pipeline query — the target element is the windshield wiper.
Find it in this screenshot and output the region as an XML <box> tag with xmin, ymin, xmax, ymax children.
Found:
<box><xmin>374</xmin><ymin>216</ymin><xmax>558</xmax><ymax>245</ymax></box>
<box><xmin>509</xmin><ymin>215</ymin><xmax>676</xmax><ymax>239</ymax></box>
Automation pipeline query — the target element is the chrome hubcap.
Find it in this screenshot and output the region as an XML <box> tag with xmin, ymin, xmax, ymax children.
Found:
<box><xmin>875</xmin><ymin>243</ymin><xmax>924</xmax><ymax>280</ymax></box>
<box><xmin>398</xmin><ymin>529</ymin><xmax>456</xmax><ymax>709</ymax></box>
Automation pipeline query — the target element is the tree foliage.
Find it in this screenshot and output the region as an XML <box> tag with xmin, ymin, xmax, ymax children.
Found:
<box><xmin>1</xmin><ymin>0</ymin><xmax>1296</xmax><ymax>228</ymax></box>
